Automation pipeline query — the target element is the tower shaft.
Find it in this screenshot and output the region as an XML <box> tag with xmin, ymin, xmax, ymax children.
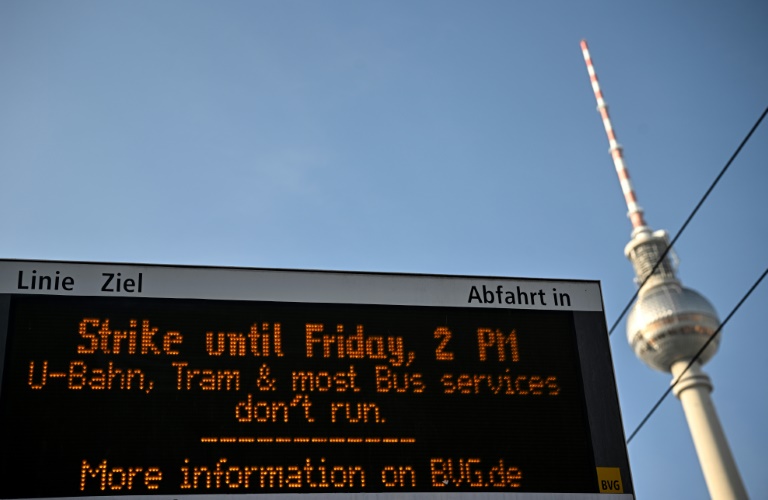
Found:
<box><xmin>671</xmin><ymin>361</ymin><xmax>748</xmax><ymax>499</ymax></box>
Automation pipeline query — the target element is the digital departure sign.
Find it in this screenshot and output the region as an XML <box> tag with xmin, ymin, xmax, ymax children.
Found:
<box><xmin>0</xmin><ymin>260</ymin><xmax>634</xmax><ymax>499</ymax></box>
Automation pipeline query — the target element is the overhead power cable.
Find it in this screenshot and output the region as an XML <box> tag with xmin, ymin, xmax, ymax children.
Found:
<box><xmin>626</xmin><ymin>266</ymin><xmax>768</xmax><ymax>444</ymax></box>
<box><xmin>608</xmin><ymin>105</ymin><xmax>768</xmax><ymax>337</ymax></box>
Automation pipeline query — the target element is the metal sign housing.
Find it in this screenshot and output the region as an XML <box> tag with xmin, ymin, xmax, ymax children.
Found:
<box><xmin>0</xmin><ymin>259</ymin><xmax>633</xmax><ymax>499</ymax></box>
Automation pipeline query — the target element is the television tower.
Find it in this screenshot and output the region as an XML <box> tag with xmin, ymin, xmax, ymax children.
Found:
<box><xmin>580</xmin><ymin>40</ymin><xmax>748</xmax><ymax>499</ymax></box>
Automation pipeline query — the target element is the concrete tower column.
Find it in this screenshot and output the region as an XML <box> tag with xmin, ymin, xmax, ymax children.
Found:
<box><xmin>671</xmin><ymin>360</ymin><xmax>748</xmax><ymax>499</ymax></box>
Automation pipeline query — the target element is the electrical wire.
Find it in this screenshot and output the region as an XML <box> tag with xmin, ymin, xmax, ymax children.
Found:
<box><xmin>607</xmin><ymin>106</ymin><xmax>768</xmax><ymax>337</ymax></box>
<box><xmin>626</xmin><ymin>266</ymin><xmax>768</xmax><ymax>444</ymax></box>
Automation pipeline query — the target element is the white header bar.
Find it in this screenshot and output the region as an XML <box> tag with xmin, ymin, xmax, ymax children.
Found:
<box><xmin>0</xmin><ymin>260</ymin><xmax>603</xmax><ymax>312</ymax></box>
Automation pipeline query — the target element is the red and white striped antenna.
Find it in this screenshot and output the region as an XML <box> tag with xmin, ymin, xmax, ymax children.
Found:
<box><xmin>580</xmin><ymin>39</ymin><xmax>648</xmax><ymax>232</ymax></box>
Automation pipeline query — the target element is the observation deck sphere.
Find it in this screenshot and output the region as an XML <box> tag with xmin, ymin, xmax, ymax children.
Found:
<box><xmin>626</xmin><ymin>283</ymin><xmax>720</xmax><ymax>372</ymax></box>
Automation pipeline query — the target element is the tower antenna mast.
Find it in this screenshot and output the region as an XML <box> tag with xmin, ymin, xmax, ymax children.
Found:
<box><xmin>580</xmin><ymin>39</ymin><xmax>748</xmax><ymax>499</ymax></box>
<box><xmin>580</xmin><ymin>40</ymin><xmax>647</xmax><ymax>233</ymax></box>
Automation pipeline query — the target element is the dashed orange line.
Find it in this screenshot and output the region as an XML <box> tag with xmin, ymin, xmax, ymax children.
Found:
<box><xmin>201</xmin><ymin>436</ymin><xmax>415</xmax><ymax>444</ymax></box>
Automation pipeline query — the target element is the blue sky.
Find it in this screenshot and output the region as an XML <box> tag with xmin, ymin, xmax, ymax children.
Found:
<box><xmin>1</xmin><ymin>1</ymin><xmax>767</xmax><ymax>498</ymax></box>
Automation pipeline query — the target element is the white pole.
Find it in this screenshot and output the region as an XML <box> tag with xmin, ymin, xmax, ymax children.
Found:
<box><xmin>671</xmin><ymin>360</ymin><xmax>748</xmax><ymax>499</ymax></box>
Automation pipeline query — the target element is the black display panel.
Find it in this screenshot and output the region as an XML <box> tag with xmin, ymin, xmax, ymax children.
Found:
<box><xmin>0</xmin><ymin>294</ymin><xmax>600</xmax><ymax>498</ymax></box>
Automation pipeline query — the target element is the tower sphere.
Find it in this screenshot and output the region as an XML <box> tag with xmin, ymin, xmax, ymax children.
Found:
<box><xmin>626</xmin><ymin>283</ymin><xmax>720</xmax><ymax>373</ymax></box>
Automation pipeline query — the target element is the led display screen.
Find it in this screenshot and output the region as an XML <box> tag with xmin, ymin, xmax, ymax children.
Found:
<box><xmin>0</xmin><ymin>261</ymin><xmax>633</xmax><ymax>499</ymax></box>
